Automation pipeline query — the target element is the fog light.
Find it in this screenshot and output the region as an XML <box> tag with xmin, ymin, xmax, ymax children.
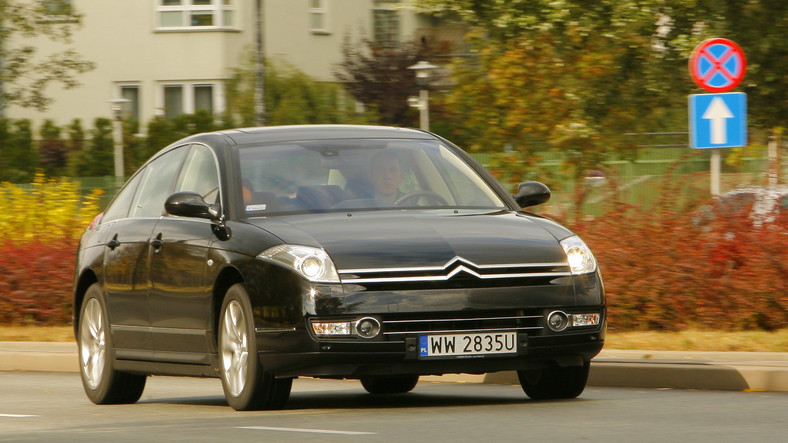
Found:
<box><xmin>547</xmin><ymin>311</ymin><xmax>570</xmax><ymax>332</ymax></box>
<box><xmin>355</xmin><ymin>317</ymin><xmax>381</xmax><ymax>339</ymax></box>
<box><xmin>571</xmin><ymin>313</ymin><xmax>600</xmax><ymax>327</ymax></box>
<box><xmin>312</xmin><ymin>321</ymin><xmax>352</xmax><ymax>337</ymax></box>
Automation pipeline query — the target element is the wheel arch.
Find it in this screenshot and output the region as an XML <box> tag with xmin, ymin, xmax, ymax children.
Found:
<box><xmin>73</xmin><ymin>270</ymin><xmax>99</xmax><ymax>339</ymax></box>
<box><xmin>212</xmin><ymin>265</ymin><xmax>244</xmax><ymax>341</ymax></box>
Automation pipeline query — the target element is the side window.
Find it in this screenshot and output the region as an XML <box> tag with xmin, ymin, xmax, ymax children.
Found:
<box><xmin>130</xmin><ymin>147</ymin><xmax>188</xmax><ymax>218</ymax></box>
<box><xmin>102</xmin><ymin>172</ymin><xmax>143</xmax><ymax>223</ymax></box>
<box><xmin>176</xmin><ymin>144</ymin><xmax>220</xmax><ymax>204</ymax></box>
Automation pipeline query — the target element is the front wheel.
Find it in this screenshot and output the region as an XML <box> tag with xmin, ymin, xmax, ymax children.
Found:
<box><xmin>360</xmin><ymin>375</ymin><xmax>419</xmax><ymax>394</ymax></box>
<box><xmin>78</xmin><ymin>283</ymin><xmax>146</xmax><ymax>404</ymax></box>
<box><xmin>517</xmin><ymin>362</ymin><xmax>590</xmax><ymax>400</ymax></box>
<box><xmin>219</xmin><ymin>283</ymin><xmax>292</xmax><ymax>410</ymax></box>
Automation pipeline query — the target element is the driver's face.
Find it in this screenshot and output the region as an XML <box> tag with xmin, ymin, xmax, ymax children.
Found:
<box><xmin>371</xmin><ymin>153</ymin><xmax>404</xmax><ymax>200</ymax></box>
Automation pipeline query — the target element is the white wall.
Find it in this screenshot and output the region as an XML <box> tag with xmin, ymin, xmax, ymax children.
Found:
<box><xmin>5</xmin><ymin>0</ymin><xmax>430</xmax><ymax>130</ymax></box>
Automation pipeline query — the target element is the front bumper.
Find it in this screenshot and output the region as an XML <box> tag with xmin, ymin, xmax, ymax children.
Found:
<box><xmin>247</xmin><ymin>267</ymin><xmax>606</xmax><ymax>378</ymax></box>
<box><xmin>256</xmin><ymin>315</ymin><xmax>606</xmax><ymax>378</ymax></box>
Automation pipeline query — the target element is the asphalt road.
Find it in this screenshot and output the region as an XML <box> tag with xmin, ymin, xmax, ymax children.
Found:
<box><xmin>2</xmin><ymin>372</ymin><xmax>787</xmax><ymax>442</ymax></box>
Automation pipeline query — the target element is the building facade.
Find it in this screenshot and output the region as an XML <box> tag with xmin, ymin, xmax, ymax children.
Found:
<box><xmin>5</xmin><ymin>0</ymin><xmax>460</xmax><ymax>131</ymax></box>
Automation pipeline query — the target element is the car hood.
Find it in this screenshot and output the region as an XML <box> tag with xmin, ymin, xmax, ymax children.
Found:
<box><xmin>250</xmin><ymin>210</ymin><xmax>571</xmax><ymax>271</ymax></box>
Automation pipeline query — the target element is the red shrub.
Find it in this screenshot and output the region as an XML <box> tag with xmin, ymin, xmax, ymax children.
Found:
<box><xmin>0</xmin><ymin>241</ymin><xmax>76</xmax><ymax>325</ymax></box>
<box><xmin>570</xmin><ymin>202</ymin><xmax>788</xmax><ymax>331</ymax></box>
<box><xmin>1</xmin><ymin>191</ymin><xmax>786</xmax><ymax>331</ymax></box>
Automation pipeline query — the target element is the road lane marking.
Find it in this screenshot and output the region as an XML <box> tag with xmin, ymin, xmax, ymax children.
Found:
<box><xmin>0</xmin><ymin>414</ymin><xmax>39</xmax><ymax>418</ymax></box>
<box><xmin>238</xmin><ymin>426</ymin><xmax>376</xmax><ymax>435</ymax></box>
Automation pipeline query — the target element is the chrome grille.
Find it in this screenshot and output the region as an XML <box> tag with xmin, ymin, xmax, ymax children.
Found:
<box><xmin>339</xmin><ymin>256</ymin><xmax>570</xmax><ymax>284</ymax></box>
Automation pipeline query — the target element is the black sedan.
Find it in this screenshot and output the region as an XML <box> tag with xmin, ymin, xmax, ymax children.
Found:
<box><xmin>73</xmin><ymin>125</ymin><xmax>605</xmax><ymax>410</ymax></box>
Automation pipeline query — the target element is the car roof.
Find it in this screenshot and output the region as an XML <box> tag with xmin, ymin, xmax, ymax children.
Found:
<box><xmin>215</xmin><ymin>125</ymin><xmax>435</xmax><ymax>145</ymax></box>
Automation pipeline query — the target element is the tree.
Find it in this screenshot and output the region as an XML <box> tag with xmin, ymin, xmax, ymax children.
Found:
<box><xmin>655</xmin><ymin>0</ymin><xmax>788</xmax><ymax>130</ymax></box>
<box><xmin>0</xmin><ymin>0</ymin><xmax>95</xmax><ymax>115</ymax></box>
<box><xmin>0</xmin><ymin>118</ymin><xmax>35</xmax><ymax>181</ymax></box>
<box><xmin>38</xmin><ymin>118</ymin><xmax>69</xmax><ymax>176</ymax></box>
<box><xmin>65</xmin><ymin>118</ymin><xmax>84</xmax><ymax>176</ymax></box>
<box><xmin>415</xmin><ymin>0</ymin><xmax>788</xmax><ymax>133</ymax></box>
<box><xmin>334</xmin><ymin>38</ymin><xmax>433</xmax><ymax>127</ymax></box>
<box><xmin>226</xmin><ymin>53</ymin><xmax>368</xmax><ymax>127</ymax></box>
<box><xmin>81</xmin><ymin>118</ymin><xmax>113</xmax><ymax>177</ymax></box>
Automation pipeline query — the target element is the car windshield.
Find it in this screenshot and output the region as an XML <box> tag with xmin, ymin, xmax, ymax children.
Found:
<box><xmin>237</xmin><ymin>139</ymin><xmax>507</xmax><ymax>215</ymax></box>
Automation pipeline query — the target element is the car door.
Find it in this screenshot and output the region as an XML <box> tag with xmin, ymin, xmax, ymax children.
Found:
<box><xmin>148</xmin><ymin>144</ymin><xmax>221</xmax><ymax>362</ymax></box>
<box><xmin>107</xmin><ymin>146</ymin><xmax>189</xmax><ymax>356</ymax></box>
<box><xmin>100</xmin><ymin>171</ymin><xmax>156</xmax><ymax>352</ymax></box>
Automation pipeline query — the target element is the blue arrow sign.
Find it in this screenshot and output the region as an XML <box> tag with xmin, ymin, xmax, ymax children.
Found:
<box><xmin>689</xmin><ymin>92</ymin><xmax>747</xmax><ymax>149</ymax></box>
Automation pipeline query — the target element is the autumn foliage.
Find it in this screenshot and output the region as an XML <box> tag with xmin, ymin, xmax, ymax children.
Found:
<box><xmin>567</xmin><ymin>188</ymin><xmax>788</xmax><ymax>332</ymax></box>
<box><xmin>0</xmin><ymin>241</ymin><xmax>75</xmax><ymax>325</ymax></box>
<box><xmin>0</xmin><ymin>175</ymin><xmax>99</xmax><ymax>325</ymax></box>
<box><xmin>0</xmin><ymin>174</ymin><xmax>786</xmax><ymax>331</ymax></box>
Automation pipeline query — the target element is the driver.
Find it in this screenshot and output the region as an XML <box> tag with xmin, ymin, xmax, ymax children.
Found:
<box><xmin>369</xmin><ymin>150</ymin><xmax>405</xmax><ymax>203</ymax></box>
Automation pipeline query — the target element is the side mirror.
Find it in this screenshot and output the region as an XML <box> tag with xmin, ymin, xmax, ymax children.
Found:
<box><xmin>165</xmin><ymin>192</ymin><xmax>221</xmax><ymax>220</ymax></box>
<box><xmin>514</xmin><ymin>181</ymin><xmax>551</xmax><ymax>208</ymax></box>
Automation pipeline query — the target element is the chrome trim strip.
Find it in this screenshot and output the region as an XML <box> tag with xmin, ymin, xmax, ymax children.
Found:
<box><xmin>343</xmin><ymin>268</ymin><xmax>570</xmax><ymax>283</ymax></box>
<box><xmin>383</xmin><ymin>315</ymin><xmax>542</xmax><ymax>324</ymax></box>
<box><xmin>254</xmin><ymin>327</ymin><xmax>297</xmax><ymax>333</ymax></box>
<box><xmin>340</xmin><ymin>256</ymin><xmax>567</xmax><ymax>275</ymax></box>
<box><xmin>383</xmin><ymin>326</ymin><xmax>543</xmax><ymax>335</ymax></box>
<box><xmin>148</xmin><ymin>326</ymin><xmax>206</xmax><ymax>335</ymax></box>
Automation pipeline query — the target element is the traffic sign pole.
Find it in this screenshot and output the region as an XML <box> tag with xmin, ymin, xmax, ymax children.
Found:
<box><xmin>687</xmin><ymin>38</ymin><xmax>747</xmax><ymax>197</ymax></box>
<box><xmin>710</xmin><ymin>149</ymin><xmax>721</xmax><ymax>196</ymax></box>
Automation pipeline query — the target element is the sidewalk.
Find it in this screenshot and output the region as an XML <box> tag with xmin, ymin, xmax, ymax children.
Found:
<box><xmin>3</xmin><ymin>342</ymin><xmax>788</xmax><ymax>392</ymax></box>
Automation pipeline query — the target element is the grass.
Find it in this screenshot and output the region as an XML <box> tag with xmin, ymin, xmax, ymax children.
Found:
<box><xmin>606</xmin><ymin>329</ymin><xmax>788</xmax><ymax>352</ymax></box>
<box><xmin>0</xmin><ymin>326</ymin><xmax>75</xmax><ymax>342</ymax></box>
<box><xmin>1</xmin><ymin>326</ymin><xmax>788</xmax><ymax>352</ymax></box>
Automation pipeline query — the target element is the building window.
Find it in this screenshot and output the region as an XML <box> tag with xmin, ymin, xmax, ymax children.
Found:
<box><xmin>120</xmin><ymin>85</ymin><xmax>141</xmax><ymax>121</ymax></box>
<box><xmin>37</xmin><ymin>0</ymin><xmax>76</xmax><ymax>23</ymax></box>
<box><xmin>194</xmin><ymin>85</ymin><xmax>214</xmax><ymax>112</ymax></box>
<box><xmin>309</xmin><ymin>0</ymin><xmax>328</xmax><ymax>34</ymax></box>
<box><xmin>156</xmin><ymin>0</ymin><xmax>235</xmax><ymax>30</ymax></box>
<box><xmin>159</xmin><ymin>82</ymin><xmax>224</xmax><ymax>118</ymax></box>
<box><xmin>164</xmin><ymin>86</ymin><xmax>185</xmax><ymax>119</ymax></box>
<box><xmin>373</xmin><ymin>5</ymin><xmax>399</xmax><ymax>45</ymax></box>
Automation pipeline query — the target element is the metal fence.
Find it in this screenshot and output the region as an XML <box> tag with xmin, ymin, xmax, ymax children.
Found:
<box><xmin>472</xmin><ymin>144</ymin><xmax>779</xmax><ymax>218</ymax></box>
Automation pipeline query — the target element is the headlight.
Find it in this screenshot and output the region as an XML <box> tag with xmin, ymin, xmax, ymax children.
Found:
<box><xmin>258</xmin><ymin>245</ymin><xmax>340</xmax><ymax>283</ymax></box>
<box><xmin>560</xmin><ymin>235</ymin><xmax>597</xmax><ymax>275</ymax></box>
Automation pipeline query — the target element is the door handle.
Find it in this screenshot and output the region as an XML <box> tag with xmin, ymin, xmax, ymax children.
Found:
<box><xmin>150</xmin><ymin>233</ymin><xmax>163</xmax><ymax>251</ymax></box>
<box><xmin>107</xmin><ymin>234</ymin><xmax>120</xmax><ymax>250</ymax></box>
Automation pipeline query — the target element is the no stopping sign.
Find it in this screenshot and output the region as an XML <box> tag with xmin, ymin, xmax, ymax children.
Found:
<box><xmin>689</xmin><ymin>38</ymin><xmax>746</xmax><ymax>92</ymax></box>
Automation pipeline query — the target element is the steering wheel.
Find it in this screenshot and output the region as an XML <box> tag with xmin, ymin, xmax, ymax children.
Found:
<box><xmin>394</xmin><ymin>191</ymin><xmax>449</xmax><ymax>207</ymax></box>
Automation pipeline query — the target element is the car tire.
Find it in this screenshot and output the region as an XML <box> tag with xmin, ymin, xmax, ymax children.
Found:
<box><xmin>78</xmin><ymin>283</ymin><xmax>146</xmax><ymax>404</ymax></box>
<box><xmin>517</xmin><ymin>361</ymin><xmax>590</xmax><ymax>400</ymax></box>
<box><xmin>219</xmin><ymin>283</ymin><xmax>292</xmax><ymax>410</ymax></box>
<box><xmin>360</xmin><ymin>375</ymin><xmax>419</xmax><ymax>394</ymax></box>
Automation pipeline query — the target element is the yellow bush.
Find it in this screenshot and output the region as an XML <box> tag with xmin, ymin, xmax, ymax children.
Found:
<box><xmin>0</xmin><ymin>173</ymin><xmax>103</xmax><ymax>244</ymax></box>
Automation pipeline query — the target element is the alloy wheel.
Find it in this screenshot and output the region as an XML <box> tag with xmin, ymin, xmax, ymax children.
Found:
<box><xmin>220</xmin><ymin>299</ymin><xmax>249</xmax><ymax>397</ymax></box>
<box><xmin>79</xmin><ymin>297</ymin><xmax>106</xmax><ymax>390</ymax></box>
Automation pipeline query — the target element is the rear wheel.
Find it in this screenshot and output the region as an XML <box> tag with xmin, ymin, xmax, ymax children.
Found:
<box><xmin>517</xmin><ymin>362</ymin><xmax>590</xmax><ymax>400</ymax></box>
<box><xmin>78</xmin><ymin>283</ymin><xmax>146</xmax><ymax>404</ymax></box>
<box><xmin>360</xmin><ymin>375</ymin><xmax>419</xmax><ymax>394</ymax></box>
<box><xmin>219</xmin><ymin>283</ymin><xmax>292</xmax><ymax>410</ymax></box>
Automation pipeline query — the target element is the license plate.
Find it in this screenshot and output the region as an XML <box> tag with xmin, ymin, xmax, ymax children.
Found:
<box><xmin>418</xmin><ymin>332</ymin><xmax>517</xmax><ymax>358</ymax></box>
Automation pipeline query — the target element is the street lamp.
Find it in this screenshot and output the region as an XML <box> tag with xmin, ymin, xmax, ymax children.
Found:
<box><xmin>407</xmin><ymin>61</ymin><xmax>437</xmax><ymax>131</ymax></box>
<box><xmin>108</xmin><ymin>97</ymin><xmax>130</xmax><ymax>187</ymax></box>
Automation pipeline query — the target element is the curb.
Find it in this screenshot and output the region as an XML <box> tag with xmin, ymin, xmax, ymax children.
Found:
<box><xmin>0</xmin><ymin>342</ymin><xmax>78</xmax><ymax>373</ymax></box>
<box><xmin>3</xmin><ymin>343</ymin><xmax>788</xmax><ymax>392</ymax></box>
<box><xmin>484</xmin><ymin>350</ymin><xmax>788</xmax><ymax>392</ymax></box>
